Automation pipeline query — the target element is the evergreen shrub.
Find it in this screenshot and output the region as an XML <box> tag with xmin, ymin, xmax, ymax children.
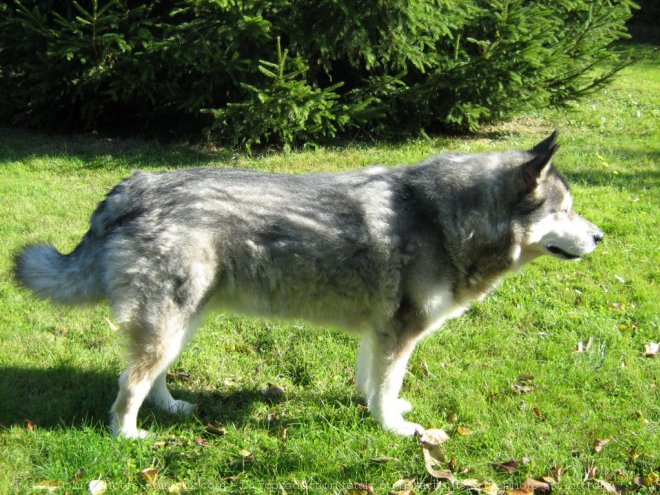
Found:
<box><xmin>0</xmin><ymin>0</ymin><xmax>637</xmax><ymax>148</ymax></box>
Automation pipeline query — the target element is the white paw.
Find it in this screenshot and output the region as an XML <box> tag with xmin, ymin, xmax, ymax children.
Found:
<box><xmin>383</xmin><ymin>418</ymin><xmax>426</xmax><ymax>437</ymax></box>
<box><xmin>112</xmin><ymin>425</ymin><xmax>150</xmax><ymax>440</ymax></box>
<box><xmin>395</xmin><ymin>398</ymin><xmax>413</xmax><ymax>414</ymax></box>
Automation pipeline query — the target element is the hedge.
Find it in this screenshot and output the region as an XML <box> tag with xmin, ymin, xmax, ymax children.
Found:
<box><xmin>0</xmin><ymin>0</ymin><xmax>636</xmax><ymax>149</ymax></box>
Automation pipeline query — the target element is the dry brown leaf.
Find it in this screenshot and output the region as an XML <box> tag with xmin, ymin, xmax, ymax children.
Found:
<box><xmin>594</xmin><ymin>438</ymin><xmax>611</xmax><ymax>453</ymax></box>
<box><xmin>461</xmin><ymin>479</ymin><xmax>498</xmax><ymax>494</ymax></box>
<box><xmin>520</xmin><ymin>478</ymin><xmax>551</xmax><ymax>493</ymax></box>
<box><xmin>585</xmin><ymin>465</ymin><xmax>598</xmax><ymax>481</ymax></box>
<box><xmin>493</xmin><ymin>459</ymin><xmax>519</xmax><ymax>473</ymax></box>
<box><xmin>195</xmin><ymin>437</ymin><xmax>208</xmax><ymax>446</ymax></box>
<box><xmin>418</xmin><ymin>428</ymin><xmax>450</xmax><ymax>447</ymax></box>
<box><xmin>549</xmin><ymin>465</ymin><xmax>566</xmax><ymax>482</ymax></box>
<box><xmin>25</xmin><ymin>418</ymin><xmax>36</xmax><ymax>431</ymax></box>
<box><xmin>448</xmin><ymin>457</ymin><xmax>457</xmax><ymax>472</ymax></box>
<box><xmin>590</xmin><ymin>478</ymin><xmax>620</xmax><ymax>493</ymax></box>
<box><xmin>532</xmin><ymin>407</ymin><xmax>543</xmax><ymax>419</ymax></box>
<box><xmin>205</xmin><ymin>421</ymin><xmax>228</xmax><ymax>436</ymax></box>
<box><xmin>140</xmin><ymin>467</ymin><xmax>159</xmax><ymax>486</ymax></box>
<box><xmin>505</xmin><ymin>489</ymin><xmax>533</xmax><ymax>495</ymax></box>
<box><xmin>512</xmin><ymin>383</ymin><xmax>535</xmax><ymax>394</ymax></box>
<box><xmin>348</xmin><ymin>482</ymin><xmax>374</xmax><ymax>494</ymax></box>
<box><xmin>88</xmin><ymin>480</ymin><xmax>107</xmax><ymax>495</ymax></box>
<box><xmin>644</xmin><ymin>342</ymin><xmax>659</xmax><ymax>357</ymax></box>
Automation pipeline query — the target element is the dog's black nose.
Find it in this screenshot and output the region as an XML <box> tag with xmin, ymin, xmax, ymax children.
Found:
<box><xmin>593</xmin><ymin>230</ymin><xmax>604</xmax><ymax>244</ymax></box>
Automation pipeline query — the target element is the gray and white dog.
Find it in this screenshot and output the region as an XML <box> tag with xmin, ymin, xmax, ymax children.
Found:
<box><xmin>15</xmin><ymin>131</ymin><xmax>603</xmax><ymax>438</ymax></box>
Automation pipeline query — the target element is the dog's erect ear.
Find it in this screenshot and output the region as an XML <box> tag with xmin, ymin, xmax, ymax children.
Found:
<box><xmin>531</xmin><ymin>130</ymin><xmax>559</xmax><ymax>154</ymax></box>
<box><xmin>519</xmin><ymin>133</ymin><xmax>560</xmax><ymax>194</ymax></box>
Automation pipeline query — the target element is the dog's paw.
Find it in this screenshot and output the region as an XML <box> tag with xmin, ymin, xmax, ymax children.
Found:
<box><xmin>112</xmin><ymin>426</ymin><xmax>150</xmax><ymax>440</ymax></box>
<box><xmin>385</xmin><ymin>419</ymin><xmax>425</xmax><ymax>437</ymax></box>
<box><xmin>379</xmin><ymin>413</ymin><xmax>425</xmax><ymax>437</ymax></box>
<box><xmin>394</xmin><ymin>398</ymin><xmax>413</xmax><ymax>414</ymax></box>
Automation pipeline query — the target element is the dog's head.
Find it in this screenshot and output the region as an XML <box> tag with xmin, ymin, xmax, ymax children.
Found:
<box><xmin>515</xmin><ymin>131</ymin><xmax>604</xmax><ymax>262</ymax></box>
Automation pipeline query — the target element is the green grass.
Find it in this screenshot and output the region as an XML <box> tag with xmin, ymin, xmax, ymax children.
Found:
<box><xmin>0</xmin><ymin>43</ymin><xmax>658</xmax><ymax>495</ymax></box>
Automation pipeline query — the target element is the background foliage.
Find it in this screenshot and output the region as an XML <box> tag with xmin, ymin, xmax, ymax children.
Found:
<box><xmin>0</xmin><ymin>0</ymin><xmax>637</xmax><ymax>148</ymax></box>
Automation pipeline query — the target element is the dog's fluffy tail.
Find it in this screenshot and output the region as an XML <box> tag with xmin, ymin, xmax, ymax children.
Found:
<box><xmin>14</xmin><ymin>233</ymin><xmax>104</xmax><ymax>304</ymax></box>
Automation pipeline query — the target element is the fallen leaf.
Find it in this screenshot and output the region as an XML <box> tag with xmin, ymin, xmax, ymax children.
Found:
<box><xmin>418</xmin><ymin>428</ymin><xmax>450</xmax><ymax>447</ymax></box>
<box><xmin>238</xmin><ymin>449</ymin><xmax>254</xmax><ymax>462</ymax></box>
<box><xmin>25</xmin><ymin>418</ymin><xmax>36</xmax><ymax>431</ymax></box>
<box><xmin>205</xmin><ymin>420</ymin><xmax>228</xmax><ymax>436</ymax></box>
<box><xmin>262</xmin><ymin>383</ymin><xmax>286</xmax><ymax>398</ymax></box>
<box><xmin>418</xmin><ymin>429</ymin><xmax>452</xmax><ymax>480</ymax></box>
<box><xmin>585</xmin><ymin>465</ymin><xmax>598</xmax><ymax>481</ymax></box>
<box><xmin>590</xmin><ymin>478</ymin><xmax>620</xmax><ymax>493</ymax></box>
<box><xmin>140</xmin><ymin>467</ymin><xmax>159</xmax><ymax>486</ymax></box>
<box><xmin>549</xmin><ymin>466</ymin><xmax>566</xmax><ymax>482</ymax></box>
<box><xmin>33</xmin><ymin>480</ymin><xmax>65</xmax><ymax>493</ymax></box>
<box><xmin>594</xmin><ymin>438</ymin><xmax>611</xmax><ymax>453</ymax></box>
<box><xmin>369</xmin><ymin>456</ymin><xmax>397</xmax><ymax>464</ymax></box>
<box><xmin>533</xmin><ymin>407</ymin><xmax>543</xmax><ymax>419</ymax></box>
<box><xmin>644</xmin><ymin>342</ymin><xmax>659</xmax><ymax>357</ymax></box>
<box><xmin>168</xmin><ymin>481</ymin><xmax>189</xmax><ymax>494</ymax></box>
<box><xmin>195</xmin><ymin>437</ymin><xmax>208</xmax><ymax>446</ymax></box>
<box><xmin>520</xmin><ymin>478</ymin><xmax>551</xmax><ymax>493</ymax></box>
<box><xmin>88</xmin><ymin>480</ymin><xmax>107</xmax><ymax>495</ymax></box>
<box><xmin>634</xmin><ymin>471</ymin><xmax>659</xmax><ymax>487</ymax></box>
<box><xmin>169</xmin><ymin>371</ymin><xmax>192</xmax><ymax>381</ymax></box>
<box><xmin>493</xmin><ymin>459</ymin><xmax>519</xmax><ymax>473</ymax></box>
<box><xmin>449</xmin><ymin>457</ymin><xmax>457</xmax><ymax>472</ymax></box>
<box><xmin>461</xmin><ymin>479</ymin><xmax>498</xmax><ymax>494</ymax></box>
<box><xmin>512</xmin><ymin>383</ymin><xmax>535</xmax><ymax>394</ymax></box>
<box><xmin>480</xmin><ymin>482</ymin><xmax>499</xmax><ymax>495</ymax></box>
<box><xmin>348</xmin><ymin>482</ymin><xmax>374</xmax><ymax>494</ymax></box>
<box><xmin>392</xmin><ymin>478</ymin><xmax>416</xmax><ymax>491</ymax></box>
<box><xmin>456</xmin><ymin>425</ymin><xmax>473</xmax><ymax>436</ymax></box>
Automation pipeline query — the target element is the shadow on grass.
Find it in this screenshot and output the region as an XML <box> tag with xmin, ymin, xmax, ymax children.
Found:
<box><xmin>0</xmin><ymin>365</ymin><xmax>362</xmax><ymax>434</ymax></box>
<box><xmin>0</xmin><ymin>125</ymin><xmax>233</xmax><ymax>172</ymax></box>
<box><xmin>0</xmin><ymin>366</ymin><xmax>115</xmax><ymax>429</ymax></box>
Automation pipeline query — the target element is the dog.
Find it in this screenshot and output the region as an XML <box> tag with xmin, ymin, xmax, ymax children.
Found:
<box><xmin>14</xmin><ymin>131</ymin><xmax>603</xmax><ymax>438</ymax></box>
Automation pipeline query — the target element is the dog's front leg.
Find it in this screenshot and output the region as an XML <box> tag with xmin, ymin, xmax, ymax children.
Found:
<box><xmin>364</xmin><ymin>331</ymin><xmax>424</xmax><ymax>436</ymax></box>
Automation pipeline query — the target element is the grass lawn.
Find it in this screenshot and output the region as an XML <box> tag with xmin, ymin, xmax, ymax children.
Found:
<box><xmin>0</xmin><ymin>43</ymin><xmax>657</xmax><ymax>494</ymax></box>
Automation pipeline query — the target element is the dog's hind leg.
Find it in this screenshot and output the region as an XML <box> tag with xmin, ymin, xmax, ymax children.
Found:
<box><xmin>356</xmin><ymin>336</ymin><xmax>372</xmax><ymax>399</ymax></box>
<box><xmin>365</xmin><ymin>330</ymin><xmax>423</xmax><ymax>436</ymax></box>
<box><xmin>110</xmin><ymin>305</ymin><xmax>199</xmax><ymax>439</ymax></box>
<box><xmin>147</xmin><ymin>370</ymin><xmax>197</xmax><ymax>415</ymax></box>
